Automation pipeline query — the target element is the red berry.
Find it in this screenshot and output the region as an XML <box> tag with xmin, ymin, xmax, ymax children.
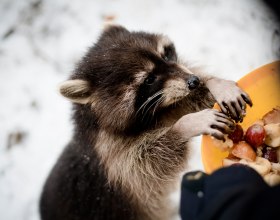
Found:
<box><xmin>245</xmin><ymin>124</ymin><xmax>266</xmax><ymax>148</ymax></box>
<box><xmin>228</xmin><ymin>124</ymin><xmax>244</xmax><ymax>143</ymax></box>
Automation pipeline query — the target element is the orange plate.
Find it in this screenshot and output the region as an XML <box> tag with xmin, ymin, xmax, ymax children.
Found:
<box><xmin>201</xmin><ymin>60</ymin><xmax>280</xmax><ymax>174</ymax></box>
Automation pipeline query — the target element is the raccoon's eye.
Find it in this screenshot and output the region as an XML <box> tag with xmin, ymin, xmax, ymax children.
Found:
<box><xmin>144</xmin><ymin>75</ymin><xmax>156</xmax><ymax>85</ymax></box>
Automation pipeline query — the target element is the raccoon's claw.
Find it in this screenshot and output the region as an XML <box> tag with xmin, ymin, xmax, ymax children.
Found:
<box><xmin>220</xmin><ymin>93</ymin><xmax>252</xmax><ymax>123</ymax></box>
<box><xmin>241</xmin><ymin>93</ymin><xmax>253</xmax><ymax>107</ymax></box>
<box><xmin>204</xmin><ymin>110</ymin><xmax>235</xmax><ymax>140</ymax></box>
<box><xmin>206</xmin><ymin>78</ymin><xmax>253</xmax><ymax>123</ymax></box>
<box><xmin>173</xmin><ymin>109</ymin><xmax>234</xmax><ymax>139</ymax></box>
<box><xmin>208</xmin><ymin>130</ymin><xmax>225</xmax><ymax>141</ymax></box>
<box><xmin>221</xmin><ymin>101</ymin><xmax>243</xmax><ymax>123</ymax></box>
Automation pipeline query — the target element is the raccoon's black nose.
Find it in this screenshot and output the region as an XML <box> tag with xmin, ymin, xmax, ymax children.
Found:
<box><xmin>187</xmin><ymin>75</ymin><xmax>200</xmax><ymax>90</ymax></box>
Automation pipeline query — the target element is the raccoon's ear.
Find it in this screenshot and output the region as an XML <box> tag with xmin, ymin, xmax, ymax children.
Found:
<box><xmin>103</xmin><ymin>23</ymin><xmax>128</xmax><ymax>34</ymax></box>
<box><xmin>59</xmin><ymin>79</ymin><xmax>92</xmax><ymax>104</ymax></box>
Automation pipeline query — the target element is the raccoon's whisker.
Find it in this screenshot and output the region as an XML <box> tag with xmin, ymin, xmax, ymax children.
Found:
<box><xmin>142</xmin><ymin>93</ymin><xmax>165</xmax><ymax>121</ymax></box>
<box><xmin>152</xmin><ymin>96</ymin><xmax>165</xmax><ymax>117</ymax></box>
<box><xmin>137</xmin><ymin>95</ymin><xmax>157</xmax><ymax>116</ymax></box>
<box><xmin>146</xmin><ymin>97</ymin><xmax>162</xmax><ymax>117</ymax></box>
<box><xmin>141</xmin><ymin>99</ymin><xmax>160</xmax><ymax>122</ymax></box>
<box><xmin>144</xmin><ymin>91</ymin><xmax>164</xmax><ymax>111</ymax></box>
<box><xmin>136</xmin><ymin>90</ymin><xmax>164</xmax><ymax>116</ymax></box>
<box><xmin>174</xmin><ymin>92</ymin><xmax>180</xmax><ymax>107</ymax></box>
<box><xmin>152</xmin><ymin>98</ymin><xmax>163</xmax><ymax>116</ymax></box>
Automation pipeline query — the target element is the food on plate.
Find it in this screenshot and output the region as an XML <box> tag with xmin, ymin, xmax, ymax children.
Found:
<box><xmin>262</xmin><ymin>146</ymin><xmax>278</xmax><ymax>163</ymax></box>
<box><xmin>213</xmin><ymin>106</ymin><xmax>280</xmax><ymax>186</ymax></box>
<box><xmin>264</xmin><ymin>123</ymin><xmax>280</xmax><ymax>147</ymax></box>
<box><xmin>231</xmin><ymin>141</ymin><xmax>256</xmax><ymax>162</ymax></box>
<box><xmin>228</xmin><ymin>124</ymin><xmax>244</xmax><ymax>143</ymax></box>
<box><xmin>239</xmin><ymin>157</ymin><xmax>271</xmax><ymax>176</ymax></box>
<box><xmin>222</xmin><ymin>157</ymin><xmax>240</xmax><ymax>167</ymax></box>
<box><xmin>262</xmin><ymin>107</ymin><xmax>280</xmax><ymax>125</ymax></box>
<box><xmin>212</xmin><ymin>135</ymin><xmax>233</xmax><ymax>152</ymax></box>
<box><xmin>271</xmin><ymin>162</ymin><xmax>280</xmax><ymax>173</ymax></box>
<box><xmin>264</xmin><ymin>173</ymin><xmax>280</xmax><ymax>186</ymax></box>
<box><xmin>244</xmin><ymin>124</ymin><xmax>266</xmax><ymax>148</ymax></box>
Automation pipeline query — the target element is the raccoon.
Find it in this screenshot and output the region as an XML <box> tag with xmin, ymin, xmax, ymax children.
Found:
<box><xmin>40</xmin><ymin>25</ymin><xmax>252</xmax><ymax>220</ymax></box>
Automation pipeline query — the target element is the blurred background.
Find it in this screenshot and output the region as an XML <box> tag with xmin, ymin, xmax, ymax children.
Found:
<box><xmin>0</xmin><ymin>0</ymin><xmax>279</xmax><ymax>219</ymax></box>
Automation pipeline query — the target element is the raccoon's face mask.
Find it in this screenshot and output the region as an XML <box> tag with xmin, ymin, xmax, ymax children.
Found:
<box><xmin>59</xmin><ymin>25</ymin><xmax>201</xmax><ymax>130</ymax></box>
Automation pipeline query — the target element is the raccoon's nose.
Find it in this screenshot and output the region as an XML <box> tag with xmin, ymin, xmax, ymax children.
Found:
<box><xmin>187</xmin><ymin>75</ymin><xmax>200</xmax><ymax>90</ymax></box>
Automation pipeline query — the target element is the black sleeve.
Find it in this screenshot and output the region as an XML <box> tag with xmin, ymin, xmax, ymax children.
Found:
<box><xmin>180</xmin><ymin>165</ymin><xmax>280</xmax><ymax>220</ymax></box>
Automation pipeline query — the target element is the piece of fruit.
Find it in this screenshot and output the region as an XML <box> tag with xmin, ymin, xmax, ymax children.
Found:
<box><xmin>263</xmin><ymin>146</ymin><xmax>278</xmax><ymax>163</ymax></box>
<box><xmin>231</xmin><ymin>141</ymin><xmax>256</xmax><ymax>162</ymax></box>
<box><xmin>262</xmin><ymin>106</ymin><xmax>280</xmax><ymax>125</ymax></box>
<box><xmin>222</xmin><ymin>158</ymin><xmax>240</xmax><ymax>167</ymax></box>
<box><xmin>212</xmin><ymin>135</ymin><xmax>233</xmax><ymax>152</ymax></box>
<box><xmin>264</xmin><ymin>173</ymin><xmax>280</xmax><ymax>186</ymax></box>
<box><xmin>277</xmin><ymin>147</ymin><xmax>280</xmax><ymax>162</ymax></box>
<box><xmin>256</xmin><ymin>146</ymin><xmax>263</xmax><ymax>157</ymax></box>
<box><xmin>271</xmin><ymin>162</ymin><xmax>280</xmax><ymax>173</ymax></box>
<box><xmin>245</xmin><ymin>124</ymin><xmax>266</xmax><ymax>148</ymax></box>
<box><xmin>264</xmin><ymin>123</ymin><xmax>280</xmax><ymax>147</ymax></box>
<box><xmin>239</xmin><ymin>157</ymin><xmax>271</xmax><ymax>176</ymax></box>
<box><xmin>227</xmin><ymin>152</ymin><xmax>239</xmax><ymax>160</ymax></box>
<box><xmin>228</xmin><ymin>124</ymin><xmax>244</xmax><ymax>143</ymax></box>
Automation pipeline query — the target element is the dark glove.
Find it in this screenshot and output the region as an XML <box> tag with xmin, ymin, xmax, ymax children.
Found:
<box><xmin>180</xmin><ymin>165</ymin><xmax>280</xmax><ymax>220</ymax></box>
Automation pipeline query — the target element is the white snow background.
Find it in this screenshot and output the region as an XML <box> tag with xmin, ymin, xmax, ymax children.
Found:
<box><xmin>0</xmin><ymin>0</ymin><xmax>279</xmax><ymax>219</ymax></box>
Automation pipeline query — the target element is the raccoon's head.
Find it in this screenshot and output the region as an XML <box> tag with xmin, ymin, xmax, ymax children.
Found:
<box><xmin>60</xmin><ymin>25</ymin><xmax>203</xmax><ymax>134</ymax></box>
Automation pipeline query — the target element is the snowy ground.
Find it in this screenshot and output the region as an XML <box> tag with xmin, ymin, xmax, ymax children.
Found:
<box><xmin>0</xmin><ymin>0</ymin><xmax>279</xmax><ymax>219</ymax></box>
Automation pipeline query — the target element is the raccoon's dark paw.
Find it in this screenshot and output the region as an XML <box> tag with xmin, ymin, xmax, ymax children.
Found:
<box><xmin>206</xmin><ymin>78</ymin><xmax>252</xmax><ymax>122</ymax></box>
<box><xmin>173</xmin><ymin>109</ymin><xmax>234</xmax><ymax>140</ymax></box>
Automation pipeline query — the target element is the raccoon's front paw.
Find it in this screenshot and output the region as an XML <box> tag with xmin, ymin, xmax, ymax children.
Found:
<box><xmin>206</xmin><ymin>78</ymin><xmax>252</xmax><ymax>122</ymax></box>
<box><xmin>173</xmin><ymin>109</ymin><xmax>235</xmax><ymax>140</ymax></box>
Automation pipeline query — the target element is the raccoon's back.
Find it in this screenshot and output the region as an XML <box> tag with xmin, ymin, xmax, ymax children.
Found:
<box><xmin>39</xmin><ymin>140</ymin><xmax>137</xmax><ymax>220</ymax></box>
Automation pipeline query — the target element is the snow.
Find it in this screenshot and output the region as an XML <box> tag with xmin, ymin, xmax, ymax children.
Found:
<box><xmin>0</xmin><ymin>0</ymin><xmax>279</xmax><ymax>219</ymax></box>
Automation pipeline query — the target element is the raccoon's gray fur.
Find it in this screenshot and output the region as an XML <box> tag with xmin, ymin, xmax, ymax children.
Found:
<box><xmin>40</xmin><ymin>25</ymin><xmax>250</xmax><ymax>220</ymax></box>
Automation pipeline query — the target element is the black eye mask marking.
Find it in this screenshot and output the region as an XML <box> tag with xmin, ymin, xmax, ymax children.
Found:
<box><xmin>134</xmin><ymin>73</ymin><xmax>164</xmax><ymax>118</ymax></box>
<box><xmin>144</xmin><ymin>74</ymin><xmax>157</xmax><ymax>85</ymax></box>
